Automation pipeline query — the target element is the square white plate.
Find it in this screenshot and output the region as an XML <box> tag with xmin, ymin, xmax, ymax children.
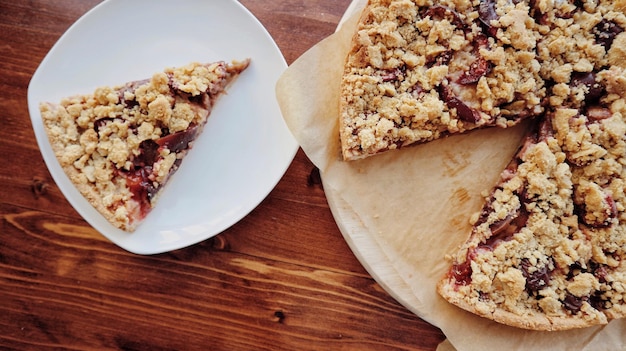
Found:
<box><xmin>28</xmin><ymin>0</ymin><xmax>298</xmax><ymax>254</ymax></box>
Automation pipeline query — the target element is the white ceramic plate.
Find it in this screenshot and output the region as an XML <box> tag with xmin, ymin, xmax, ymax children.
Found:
<box><xmin>27</xmin><ymin>0</ymin><xmax>298</xmax><ymax>254</ymax></box>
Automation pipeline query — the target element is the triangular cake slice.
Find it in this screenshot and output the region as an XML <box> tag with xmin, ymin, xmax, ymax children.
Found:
<box><xmin>40</xmin><ymin>59</ymin><xmax>250</xmax><ymax>231</ymax></box>
<box><xmin>438</xmin><ymin>99</ymin><xmax>626</xmax><ymax>330</ymax></box>
<box><xmin>339</xmin><ymin>0</ymin><xmax>545</xmax><ymax>160</ymax></box>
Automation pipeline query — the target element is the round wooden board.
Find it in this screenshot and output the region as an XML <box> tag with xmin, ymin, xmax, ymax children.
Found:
<box><xmin>323</xmin><ymin>178</ymin><xmax>429</xmax><ymax>319</ymax></box>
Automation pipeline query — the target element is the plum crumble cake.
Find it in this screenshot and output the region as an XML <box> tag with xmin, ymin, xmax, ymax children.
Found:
<box><xmin>340</xmin><ymin>0</ymin><xmax>626</xmax><ymax>330</ymax></box>
<box><xmin>40</xmin><ymin>59</ymin><xmax>250</xmax><ymax>231</ymax></box>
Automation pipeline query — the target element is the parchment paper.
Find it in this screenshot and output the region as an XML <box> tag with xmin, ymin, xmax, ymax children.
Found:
<box><xmin>275</xmin><ymin>2</ymin><xmax>626</xmax><ymax>350</ymax></box>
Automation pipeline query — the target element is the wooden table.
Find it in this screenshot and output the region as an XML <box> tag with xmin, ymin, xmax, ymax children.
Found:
<box><xmin>0</xmin><ymin>1</ymin><xmax>446</xmax><ymax>349</ymax></box>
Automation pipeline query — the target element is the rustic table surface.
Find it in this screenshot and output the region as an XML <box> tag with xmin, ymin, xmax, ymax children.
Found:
<box><xmin>0</xmin><ymin>1</ymin><xmax>447</xmax><ymax>349</ymax></box>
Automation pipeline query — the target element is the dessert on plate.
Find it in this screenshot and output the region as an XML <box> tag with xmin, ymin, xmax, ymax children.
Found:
<box><xmin>40</xmin><ymin>59</ymin><xmax>250</xmax><ymax>231</ymax></box>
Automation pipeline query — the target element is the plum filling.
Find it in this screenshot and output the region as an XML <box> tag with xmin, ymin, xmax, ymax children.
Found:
<box><xmin>589</xmin><ymin>292</ymin><xmax>608</xmax><ymax>311</ymax></box>
<box><xmin>593</xmin><ymin>19</ymin><xmax>624</xmax><ymax>48</ymax></box>
<box><xmin>562</xmin><ymin>261</ymin><xmax>610</xmax><ymax>314</ymax></box>
<box><xmin>438</xmin><ymin>84</ymin><xmax>483</xmax><ymax>123</ymax></box>
<box><xmin>94</xmin><ymin>117</ymin><xmax>124</xmax><ymax>133</ymax></box>
<box><xmin>569</xmin><ymin>71</ymin><xmax>614</xmax><ymax>120</ymax></box>
<box><xmin>568</xmin><ymin>261</ymin><xmax>610</xmax><ymax>284</ymax></box>
<box><xmin>570</xmin><ymin>72</ymin><xmax>604</xmax><ymax>104</ymax></box>
<box><xmin>482</xmin><ymin>207</ymin><xmax>529</xmax><ymax>250</ymax></box>
<box><xmin>124</xmin><ymin>125</ymin><xmax>199</xmax><ymax>217</ymax></box>
<box><xmin>472</xmin><ymin>188</ymin><xmax>529</xmax><ymax>251</ymax></box>
<box><xmin>174</xmin><ymin>88</ymin><xmax>212</xmax><ymax>110</ymax></box>
<box><xmin>422</xmin><ymin>5</ymin><xmax>464</xmax><ymax>28</ymax></box>
<box><xmin>520</xmin><ymin>257</ymin><xmax>554</xmax><ymax>293</ymax></box>
<box><xmin>593</xmin><ymin>265</ymin><xmax>609</xmax><ymax>284</ymax></box>
<box><xmin>450</xmin><ymin>249</ymin><xmax>476</xmax><ymax>287</ymax></box>
<box><xmin>475</xmin><ymin>153</ymin><xmax>531</xmax><ymax>249</ymax></box>
<box><xmin>380</xmin><ymin>65</ymin><xmax>406</xmax><ymax>83</ymax></box>
<box><xmin>118</xmin><ymin>79</ymin><xmax>150</xmax><ymax>109</ymax></box>
<box><xmin>521</xmin><ymin>258</ymin><xmax>602</xmax><ymax>315</ymax></box>
<box><xmin>410</xmin><ymin>82</ymin><xmax>425</xmax><ymax>99</ymax></box>
<box><xmin>457</xmin><ymin>35</ymin><xmax>492</xmax><ymax>85</ymax></box>
<box><xmin>563</xmin><ymin>293</ymin><xmax>586</xmax><ymax>314</ymax></box>
<box><xmin>125</xmin><ymin>167</ymin><xmax>157</xmax><ymax>219</ymax></box>
<box><xmin>156</xmin><ymin>125</ymin><xmax>199</xmax><ymax>153</ymax></box>
<box><xmin>431</xmin><ymin>36</ymin><xmax>495</xmax><ymax>123</ymax></box>
<box><xmin>447</xmin><ymin>96</ymin><xmax>482</xmax><ymax>123</ymax></box>
<box><xmin>426</xmin><ymin>51</ymin><xmax>453</xmax><ymax>68</ymax></box>
<box><xmin>478</xmin><ymin>0</ymin><xmax>498</xmax><ymax>37</ymax></box>
<box><xmin>456</xmin><ymin>55</ymin><xmax>491</xmax><ymax>85</ymax></box>
<box><xmin>575</xmin><ymin>193</ymin><xmax>618</xmax><ymax>228</ymax></box>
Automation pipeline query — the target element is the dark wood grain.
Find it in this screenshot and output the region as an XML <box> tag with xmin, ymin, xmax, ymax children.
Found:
<box><xmin>0</xmin><ymin>0</ymin><xmax>446</xmax><ymax>350</ymax></box>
